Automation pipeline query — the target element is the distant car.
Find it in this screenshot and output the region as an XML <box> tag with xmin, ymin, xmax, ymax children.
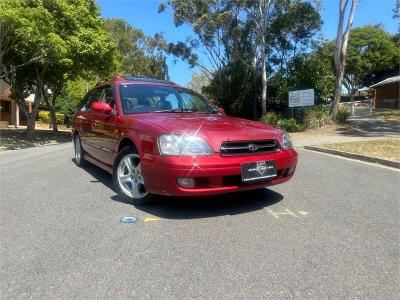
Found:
<box><xmin>72</xmin><ymin>76</ymin><xmax>298</xmax><ymax>204</ymax></box>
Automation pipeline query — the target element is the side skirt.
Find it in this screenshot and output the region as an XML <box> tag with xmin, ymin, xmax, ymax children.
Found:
<box><xmin>83</xmin><ymin>153</ymin><xmax>113</xmax><ymax>174</ymax></box>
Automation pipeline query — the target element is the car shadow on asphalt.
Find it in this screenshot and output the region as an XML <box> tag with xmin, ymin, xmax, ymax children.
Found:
<box><xmin>126</xmin><ymin>189</ymin><xmax>283</xmax><ymax>220</ymax></box>
<box><xmin>77</xmin><ymin>159</ymin><xmax>283</xmax><ymax>220</ymax></box>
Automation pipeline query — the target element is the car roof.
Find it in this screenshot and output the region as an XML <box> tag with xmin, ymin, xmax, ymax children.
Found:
<box><xmin>95</xmin><ymin>76</ymin><xmax>180</xmax><ymax>88</ymax></box>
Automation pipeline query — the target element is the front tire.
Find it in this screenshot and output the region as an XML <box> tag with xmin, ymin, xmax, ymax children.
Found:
<box><xmin>74</xmin><ymin>134</ymin><xmax>87</xmax><ymax>167</ymax></box>
<box><xmin>113</xmin><ymin>146</ymin><xmax>153</xmax><ymax>205</ymax></box>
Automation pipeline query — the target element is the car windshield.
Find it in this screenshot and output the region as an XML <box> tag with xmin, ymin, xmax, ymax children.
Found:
<box><xmin>119</xmin><ymin>84</ymin><xmax>218</xmax><ymax>114</ymax></box>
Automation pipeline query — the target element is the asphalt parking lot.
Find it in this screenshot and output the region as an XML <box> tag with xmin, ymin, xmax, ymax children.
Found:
<box><xmin>1</xmin><ymin>143</ymin><xmax>399</xmax><ymax>299</ymax></box>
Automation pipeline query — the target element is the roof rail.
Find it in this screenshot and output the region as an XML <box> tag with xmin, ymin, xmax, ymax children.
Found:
<box><xmin>122</xmin><ymin>75</ymin><xmax>175</xmax><ymax>84</ymax></box>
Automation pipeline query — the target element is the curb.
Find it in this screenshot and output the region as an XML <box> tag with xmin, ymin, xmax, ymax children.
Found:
<box><xmin>303</xmin><ymin>146</ymin><xmax>400</xmax><ymax>169</ymax></box>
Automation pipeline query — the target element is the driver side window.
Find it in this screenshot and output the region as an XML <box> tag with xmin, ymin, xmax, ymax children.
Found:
<box><xmin>80</xmin><ymin>91</ymin><xmax>94</xmax><ymax>111</ymax></box>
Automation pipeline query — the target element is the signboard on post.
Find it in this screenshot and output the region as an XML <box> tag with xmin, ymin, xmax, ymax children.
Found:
<box><xmin>288</xmin><ymin>89</ymin><xmax>314</xmax><ymax>107</ymax></box>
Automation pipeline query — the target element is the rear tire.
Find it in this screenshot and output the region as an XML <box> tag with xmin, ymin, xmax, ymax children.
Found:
<box><xmin>113</xmin><ymin>146</ymin><xmax>153</xmax><ymax>205</ymax></box>
<box><xmin>74</xmin><ymin>134</ymin><xmax>87</xmax><ymax>167</ymax></box>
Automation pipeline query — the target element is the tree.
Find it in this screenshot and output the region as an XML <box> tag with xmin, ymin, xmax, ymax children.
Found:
<box><xmin>186</xmin><ymin>71</ymin><xmax>211</xmax><ymax>95</ymax></box>
<box><xmin>394</xmin><ymin>0</ymin><xmax>400</xmax><ymax>20</ymax></box>
<box><xmin>104</xmin><ymin>18</ymin><xmax>168</xmax><ymax>79</ymax></box>
<box><xmin>1</xmin><ymin>0</ymin><xmax>119</xmax><ymax>135</ymax></box>
<box><xmin>320</xmin><ymin>26</ymin><xmax>399</xmax><ymax>100</ymax></box>
<box><xmin>344</xmin><ymin>25</ymin><xmax>398</xmax><ymax>100</ymax></box>
<box><xmin>160</xmin><ymin>0</ymin><xmax>322</xmax><ymax>119</ymax></box>
<box><xmin>330</xmin><ymin>0</ymin><xmax>359</xmax><ymax>118</ymax></box>
<box><xmin>269</xmin><ymin>52</ymin><xmax>335</xmax><ymax>109</ymax></box>
<box><xmin>39</xmin><ymin>0</ymin><xmax>120</xmax><ymax>132</ymax></box>
<box><xmin>246</xmin><ymin>0</ymin><xmax>272</xmax><ymax>115</ymax></box>
<box><xmin>1</xmin><ymin>0</ymin><xmax>58</xmax><ymax>137</ymax></box>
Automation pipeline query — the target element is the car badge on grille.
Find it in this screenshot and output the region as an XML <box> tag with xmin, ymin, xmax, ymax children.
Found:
<box><xmin>248</xmin><ymin>143</ymin><xmax>258</xmax><ymax>151</ymax></box>
<box><xmin>256</xmin><ymin>161</ymin><xmax>267</xmax><ymax>175</ymax></box>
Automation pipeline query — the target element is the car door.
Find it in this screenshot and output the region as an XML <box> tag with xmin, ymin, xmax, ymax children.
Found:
<box><xmin>76</xmin><ymin>90</ymin><xmax>95</xmax><ymax>154</ymax></box>
<box><xmin>90</xmin><ymin>85</ymin><xmax>119</xmax><ymax>166</ymax></box>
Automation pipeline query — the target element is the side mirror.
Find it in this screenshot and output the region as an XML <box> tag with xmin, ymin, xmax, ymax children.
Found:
<box><xmin>91</xmin><ymin>102</ymin><xmax>113</xmax><ymax>113</ymax></box>
<box><xmin>218</xmin><ymin>107</ymin><xmax>225</xmax><ymax>114</ymax></box>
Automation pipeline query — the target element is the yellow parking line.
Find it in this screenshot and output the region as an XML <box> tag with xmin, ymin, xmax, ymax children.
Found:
<box><xmin>144</xmin><ymin>217</ymin><xmax>160</xmax><ymax>222</ymax></box>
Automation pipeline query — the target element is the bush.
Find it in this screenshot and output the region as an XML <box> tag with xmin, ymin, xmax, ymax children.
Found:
<box><xmin>260</xmin><ymin>112</ymin><xmax>299</xmax><ymax>132</ymax></box>
<box><xmin>260</xmin><ymin>111</ymin><xmax>281</xmax><ymax>125</ymax></box>
<box><xmin>276</xmin><ymin>118</ymin><xmax>299</xmax><ymax>132</ymax></box>
<box><xmin>38</xmin><ymin>111</ymin><xmax>50</xmax><ymax>123</ymax></box>
<box><xmin>336</xmin><ymin>105</ymin><xmax>350</xmax><ymax>124</ymax></box>
<box><xmin>303</xmin><ymin>105</ymin><xmax>332</xmax><ymax>128</ymax></box>
<box><xmin>38</xmin><ymin>111</ymin><xmax>65</xmax><ymax>125</ymax></box>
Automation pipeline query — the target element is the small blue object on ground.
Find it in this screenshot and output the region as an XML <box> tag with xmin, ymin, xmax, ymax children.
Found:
<box><xmin>121</xmin><ymin>216</ymin><xmax>136</xmax><ymax>223</ymax></box>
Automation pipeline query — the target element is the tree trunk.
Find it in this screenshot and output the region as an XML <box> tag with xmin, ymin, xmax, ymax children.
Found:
<box><xmin>261</xmin><ymin>55</ymin><xmax>267</xmax><ymax>115</ymax></box>
<box><xmin>330</xmin><ymin>0</ymin><xmax>358</xmax><ymax>118</ymax></box>
<box><xmin>252</xmin><ymin>55</ymin><xmax>258</xmax><ymax>120</ymax></box>
<box><xmin>258</xmin><ymin>0</ymin><xmax>269</xmax><ymax>116</ymax></box>
<box><xmin>26</xmin><ymin>115</ymin><xmax>36</xmax><ymax>138</ymax></box>
<box><xmin>330</xmin><ymin>67</ymin><xmax>344</xmax><ymax>117</ymax></box>
<box><xmin>49</xmin><ymin>106</ymin><xmax>58</xmax><ymax>132</ymax></box>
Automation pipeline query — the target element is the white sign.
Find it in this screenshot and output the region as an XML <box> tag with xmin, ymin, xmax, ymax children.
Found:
<box><xmin>288</xmin><ymin>89</ymin><xmax>314</xmax><ymax>107</ymax></box>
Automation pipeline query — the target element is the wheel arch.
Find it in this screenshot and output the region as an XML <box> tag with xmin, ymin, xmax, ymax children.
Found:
<box><xmin>118</xmin><ymin>137</ymin><xmax>139</xmax><ymax>153</ymax></box>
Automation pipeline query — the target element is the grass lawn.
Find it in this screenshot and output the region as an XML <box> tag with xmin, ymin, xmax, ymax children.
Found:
<box><xmin>318</xmin><ymin>139</ymin><xmax>400</xmax><ymax>162</ymax></box>
<box><xmin>0</xmin><ymin>128</ymin><xmax>72</xmax><ymax>151</ymax></box>
<box><xmin>290</xmin><ymin>123</ymin><xmax>358</xmax><ymax>140</ymax></box>
<box><xmin>371</xmin><ymin>108</ymin><xmax>400</xmax><ymax>124</ymax></box>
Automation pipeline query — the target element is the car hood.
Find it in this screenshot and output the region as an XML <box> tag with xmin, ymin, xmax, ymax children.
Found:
<box><xmin>133</xmin><ymin>113</ymin><xmax>282</xmax><ymax>151</ymax></box>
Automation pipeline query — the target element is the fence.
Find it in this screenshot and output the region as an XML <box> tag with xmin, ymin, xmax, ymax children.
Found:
<box><xmin>340</xmin><ymin>99</ymin><xmax>372</xmax><ymax>119</ymax></box>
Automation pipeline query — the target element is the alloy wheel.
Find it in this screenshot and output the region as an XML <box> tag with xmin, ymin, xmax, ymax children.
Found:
<box><xmin>117</xmin><ymin>153</ymin><xmax>148</xmax><ymax>199</ymax></box>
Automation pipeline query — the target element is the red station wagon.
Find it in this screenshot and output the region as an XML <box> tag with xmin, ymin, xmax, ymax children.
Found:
<box><xmin>72</xmin><ymin>76</ymin><xmax>298</xmax><ymax>204</ymax></box>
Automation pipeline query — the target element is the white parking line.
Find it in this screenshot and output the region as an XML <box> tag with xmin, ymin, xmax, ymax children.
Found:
<box><xmin>299</xmin><ymin>147</ymin><xmax>400</xmax><ymax>172</ymax></box>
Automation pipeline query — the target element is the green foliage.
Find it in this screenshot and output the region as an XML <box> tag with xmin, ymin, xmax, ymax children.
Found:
<box><xmin>303</xmin><ymin>105</ymin><xmax>332</xmax><ymax>129</ymax></box>
<box><xmin>161</xmin><ymin>0</ymin><xmax>323</xmax><ymax>118</ymax></box>
<box><xmin>269</xmin><ymin>53</ymin><xmax>335</xmax><ymax>109</ymax></box>
<box><xmin>260</xmin><ymin>112</ymin><xmax>281</xmax><ymax>125</ymax></box>
<box><xmin>260</xmin><ymin>112</ymin><xmax>299</xmax><ymax>132</ymax></box>
<box><xmin>267</xmin><ymin>0</ymin><xmax>322</xmax><ymax>70</ymax></box>
<box><xmin>104</xmin><ymin>18</ymin><xmax>168</xmax><ymax>79</ymax></box>
<box><xmin>276</xmin><ymin>118</ymin><xmax>299</xmax><ymax>132</ymax></box>
<box><xmin>346</xmin><ymin>25</ymin><xmax>399</xmax><ymax>90</ymax></box>
<box><xmin>336</xmin><ymin>105</ymin><xmax>350</xmax><ymax>124</ymax></box>
<box><xmin>57</xmin><ymin>77</ymin><xmax>96</xmax><ymax>126</ymax></box>
<box><xmin>1</xmin><ymin>0</ymin><xmax>120</xmax><ymax>134</ymax></box>
<box><xmin>203</xmin><ymin>60</ymin><xmax>256</xmax><ymax>119</ymax></box>
<box><xmin>38</xmin><ymin>111</ymin><xmax>65</xmax><ymax>125</ymax></box>
<box><xmin>320</xmin><ymin>25</ymin><xmax>399</xmax><ymax>94</ymax></box>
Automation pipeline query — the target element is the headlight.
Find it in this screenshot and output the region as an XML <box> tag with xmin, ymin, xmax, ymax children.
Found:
<box><xmin>158</xmin><ymin>134</ymin><xmax>213</xmax><ymax>156</ymax></box>
<box><xmin>281</xmin><ymin>129</ymin><xmax>293</xmax><ymax>149</ymax></box>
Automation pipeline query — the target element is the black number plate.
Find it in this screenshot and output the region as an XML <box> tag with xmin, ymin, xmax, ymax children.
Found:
<box><xmin>241</xmin><ymin>160</ymin><xmax>277</xmax><ymax>182</ymax></box>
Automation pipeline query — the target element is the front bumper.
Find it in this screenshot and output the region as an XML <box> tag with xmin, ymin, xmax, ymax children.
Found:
<box><xmin>141</xmin><ymin>149</ymin><xmax>298</xmax><ymax>196</ymax></box>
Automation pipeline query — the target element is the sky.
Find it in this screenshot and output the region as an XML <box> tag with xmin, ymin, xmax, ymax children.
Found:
<box><xmin>97</xmin><ymin>0</ymin><xmax>398</xmax><ymax>86</ymax></box>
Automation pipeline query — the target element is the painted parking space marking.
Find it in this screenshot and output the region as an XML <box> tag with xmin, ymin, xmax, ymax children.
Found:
<box><xmin>265</xmin><ymin>208</ymin><xmax>309</xmax><ymax>219</ymax></box>
<box><xmin>144</xmin><ymin>217</ymin><xmax>161</xmax><ymax>222</ymax></box>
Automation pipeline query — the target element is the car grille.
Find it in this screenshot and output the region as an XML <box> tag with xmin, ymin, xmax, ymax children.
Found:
<box><xmin>219</xmin><ymin>139</ymin><xmax>279</xmax><ymax>156</ymax></box>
